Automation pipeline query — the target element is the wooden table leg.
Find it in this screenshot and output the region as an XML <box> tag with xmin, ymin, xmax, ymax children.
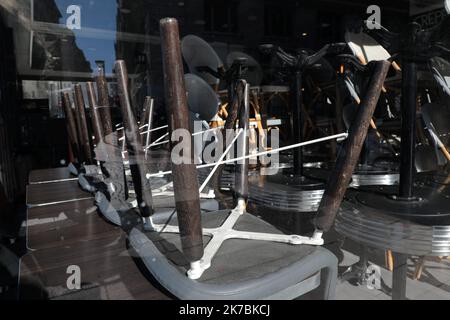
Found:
<box><xmin>392</xmin><ymin>252</ymin><xmax>408</xmax><ymax>300</ymax></box>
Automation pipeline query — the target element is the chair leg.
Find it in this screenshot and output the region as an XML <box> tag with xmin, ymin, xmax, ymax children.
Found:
<box><xmin>219</xmin><ymin>104</ymin><xmax>229</xmax><ymax>118</ymax></box>
<box><xmin>413</xmin><ymin>256</ymin><xmax>426</xmax><ymax>280</ymax></box>
<box><xmin>435</xmin><ymin>256</ymin><xmax>450</xmax><ymax>262</ymax></box>
<box><xmin>386</xmin><ymin>250</ymin><xmax>394</xmax><ymax>272</ymax></box>
<box><xmin>254</xmin><ymin>111</ymin><xmax>267</xmax><ymax>151</ymax></box>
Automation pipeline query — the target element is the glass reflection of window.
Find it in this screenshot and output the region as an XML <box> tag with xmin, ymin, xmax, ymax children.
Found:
<box><xmin>30</xmin><ymin>0</ymin><xmax>118</xmax><ymax>75</ymax></box>
<box><xmin>205</xmin><ymin>0</ymin><xmax>239</xmax><ymax>34</ymax></box>
<box><xmin>264</xmin><ymin>2</ymin><xmax>293</xmax><ymax>37</ymax></box>
<box><xmin>32</xmin><ymin>0</ymin><xmax>117</xmax><ymax>30</ymax></box>
<box><xmin>28</xmin><ymin>0</ymin><xmax>155</xmax><ymax>79</ymax></box>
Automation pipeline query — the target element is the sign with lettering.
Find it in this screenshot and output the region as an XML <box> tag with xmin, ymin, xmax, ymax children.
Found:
<box><xmin>32</xmin><ymin>0</ymin><xmax>117</xmax><ymax>32</ymax></box>
<box><xmin>413</xmin><ymin>8</ymin><xmax>447</xmax><ymax>28</ymax></box>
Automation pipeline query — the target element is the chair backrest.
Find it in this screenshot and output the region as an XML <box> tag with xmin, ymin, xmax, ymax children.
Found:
<box><xmin>345</xmin><ymin>31</ymin><xmax>391</xmax><ymax>63</ymax></box>
<box><xmin>181</xmin><ymin>35</ymin><xmax>224</xmax><ymax>86</ymax></box>
<box><xmin>422</xmin><ymin>103</ymin><xmax>450</xmax><ymax>166</ymax></box>
<box><xmin>185</xmin><ymin>73</ymin><xmax>221</xmax><ymax>122</ymax></box>
<box><xmin>226</xmin><ymin>52</ymin><xmax>264</xmax><ymax>87</ymax></box>
<box><xmin>430</xmin><ymin>57</ymin><xmax>450</xmax><ymax>96</ymax></box>
<box><xmin>415</xmin><ymin>144</ymin><xmax>439</xmax><ymax>173</ymax></box>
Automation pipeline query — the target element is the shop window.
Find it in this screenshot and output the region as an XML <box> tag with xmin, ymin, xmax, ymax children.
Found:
<box><xmin>264</xmin><ymin>3</ymin><xmax>294</xmax><ymax>37</ymax></box>
<box><xmin>205</xmin><ymin>0</ymin><xmax>239</xmax><ymax>34</ymax></box>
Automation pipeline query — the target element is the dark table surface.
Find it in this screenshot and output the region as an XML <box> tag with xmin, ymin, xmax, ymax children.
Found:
<box><xmin>21</xmin><ymin>168</ymin><xmax>172</xmax><ymax>300</ymax></box>
<box><xmin>26</xmin><ymin>180</ymin><xmax>93</xmax><ymax>208</ymax></box>
<box><xmin>26</xmin><ymin>199</ymin><xmax>119</xmax><ymax>251</ymax></box>
<box><xmin>19</xmin><ymin>231</ymin><xmax>173</xmax><ymax>300</ymax></box>
<box><xmin>22</xmin><ymin>167</ymin><xmax>319</xmax><ymax>300</ymax></box>
<box><xmin>28</xmin><ymin>167</ymin><xmax>77</xmax><ymax>185</ymax></box>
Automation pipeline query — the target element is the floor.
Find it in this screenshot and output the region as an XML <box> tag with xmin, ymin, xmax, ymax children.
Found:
<box><xmin>1</xmin><ymin>167</ymin><xmax>450</xmax><ymax>300</ymax></box>
<box><xmin>334</xmin><ymin>239</ymin><xmax>450</xmax><ymax>300</ymax></box>
<box><xmin>2</xmin><ymin>220</ymin><xmax>450</xmax><ymax>300</ymax></box>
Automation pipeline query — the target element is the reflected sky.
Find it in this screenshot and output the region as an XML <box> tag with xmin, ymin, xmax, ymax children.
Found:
<box><xmin>54</xmin><ymin>0</ymin><xmax>118</xmax><ymax>73</ymax></box>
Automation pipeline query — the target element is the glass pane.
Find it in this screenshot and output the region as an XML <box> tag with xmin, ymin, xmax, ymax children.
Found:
<box><xmin>0</xmin><ymin>0</ymin><xmax>449</xmax><ymax>303</ymax></box>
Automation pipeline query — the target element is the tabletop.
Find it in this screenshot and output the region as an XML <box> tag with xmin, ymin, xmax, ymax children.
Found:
<box><xmin>21</xmin><ymin>168</ymin><xmax>171</xmax><ymax>300</ymax></box>
<box><xmin>28</xmin><ymin>167</ymin><xmax>77</xmax><ymax>185</ymax></box>
<box><xmin>26</xmin><ymin>180</ymin><xmax>93</xmax><ymax>208</ymax></box>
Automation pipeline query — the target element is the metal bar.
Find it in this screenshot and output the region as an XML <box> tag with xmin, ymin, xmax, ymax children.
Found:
<box><xmin>86</xmin><ymin>82</ymin><xmax>104</xmax><ymax>146</ymax></box>
<box><xmin>143</xmin><ymin>97</ymin><xmax>154</xmax><ymax>160</ymax></box>
<box><xmin>315</xmin><ymin>61</ymin><xmax>391</xmax><ymax>233</ymax></box>
<box><xmin>199</xmin><ymin>129</ymin><xmax>243</xmax><ymax>193</ymax></box>
<box><xmin>235</xmin><ymin>83</ymin><xmax>250</xmax><ymax>201</ymax></box>
<box><xmin>292</xmin><ymin>71</ymin><xmax>304</xmax><ymax>175</ymax></box>
<box><xmin>62</xmin><ymin>92</ymin><xmax>81</xmax><ymax>162</ymax></box>
<box><xmin>140</xmin><ymin>127</ymin><xmax>224</xmax><ymax>148</ymax></box>
<box><xmin>399</xmin><ymin>61</ymin><xmax>418</xmax><ymax>199</ymax></box>
<box><xmin>141</xmin><ymin>96</ymin><xmax>152</xmax><ymax>128</ymax></box>
<box><xmin>119</xmin><ymin>125</ymin><xmax>168</xmax><ymax>140</ymax></box>
<box><xmin>146</xmin><ymin>133</ymin><xmax>349</xmax><ymax>179</ymax></box>
<box><xmin>160</xmin><ymin>17</ymin><xmax>204</xmax><ymax>264</ymax></box>
<box><xmin>117</xmin><ymin>123</ymin><xmax>166</xmax><ymax>132</ymax></box>
<box><xmin>73</xmin><ymin>84</ymin><xmax>93</xmax><ymax>164</ymax></box>
<box><xmin>141</xmin><ymin>124</ymin><xmax>168</xmax><ymax>134</ymax></box>
<box><xmin>146</xmin><ymin>132</ymin><xmax>169</xmax><ymax>149</ymax></box>
<box><xmin>115</xmin><ymin>60</ymin><xmax>154</xmax><ymax>219</ymax></box>
<box><xmin>95</xmin><ymin>61</ymin><xmax>114</xmax><ymax>139</ymax></box>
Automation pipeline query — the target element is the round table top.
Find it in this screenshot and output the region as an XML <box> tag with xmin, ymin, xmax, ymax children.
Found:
<box><xmin>336</xmin><ymin>185</ymin><xmax>450</xmax><ymax>257</ymax></box>
<box><xmin>261</xmin><ymin>85</ymin><xmax>290</xmax><ymax>93</ymax></box>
